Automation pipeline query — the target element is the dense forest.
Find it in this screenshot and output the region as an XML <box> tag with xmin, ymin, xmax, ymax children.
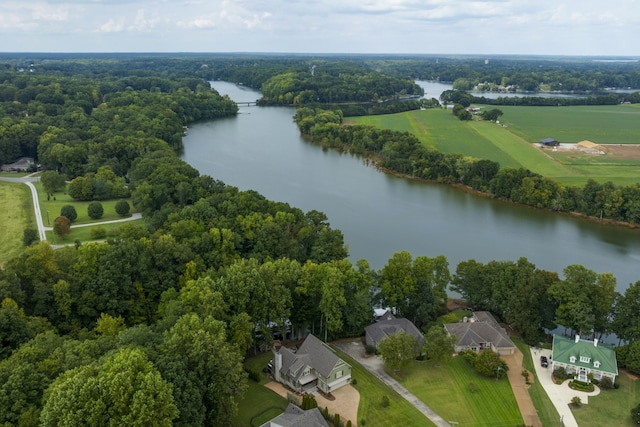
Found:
<box><xmin>2</xmin><ymin>54</ymin><xmax>640</xmax><ymax>426</ymax></box>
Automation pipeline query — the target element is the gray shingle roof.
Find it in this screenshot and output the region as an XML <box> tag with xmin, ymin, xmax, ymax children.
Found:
<box><xmin>278</xmin><ymin>334</ymin><xmax>349</xmax><ymax>381</ymax></box>
<box><xmin>260</xmin><ymin>403</ymin><xmax>328</xmax><ymax>427</ymax></box>
<box><xmin>365</xmin><ymin>317</ymin><xmax>423</xmax><ymax>345</ymax></box>
<box><xmin>444</xmin><ymin>311</ymin><xmax>515</xmax><ymax>350</ymax></box>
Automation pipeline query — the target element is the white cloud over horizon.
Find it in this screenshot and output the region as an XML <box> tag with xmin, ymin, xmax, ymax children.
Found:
<box><xmin>0</xmin><ymin>0</ymin><xmax>637</xmax><ymax>56</ymax></box>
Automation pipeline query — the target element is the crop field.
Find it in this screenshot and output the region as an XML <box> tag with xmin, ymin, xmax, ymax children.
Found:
<box><xmin>0</xmin><ymin>181</ymin><xmax>35</xmax><ymax>265</ymax></box>
<box><xmin>351</xmin><ymin>105</ymin><xmax>640</xmax><ymax>186</ymax></box>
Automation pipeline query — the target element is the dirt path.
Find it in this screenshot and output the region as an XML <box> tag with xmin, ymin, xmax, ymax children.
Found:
<box><xmin>502</xmin><ymin>347</ymin><xmax>542</xmax><ymax>427</ymax></box>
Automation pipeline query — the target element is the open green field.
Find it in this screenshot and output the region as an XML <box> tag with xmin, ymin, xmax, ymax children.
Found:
<box><xmin>351</xmin><ymin>105</ymin><xmax>640</xmax><ymax>186</ymax></box>
<box><xmin>513</xmin><ymin>338</ymin><xmax>560</xmax><ymax>427</ymax></box>
<box><xmin>573</xmin><ymin>371</ymin><xmax>640</xmax><ymax>427</ymax></box>
<box><xmin>394</xmin><ymin>355</ymin><xmax>523</xmax><ymax>427</ymax></box>
<box><xmin>0</xmin><ymin>181</ymin><xmax>35</xmax><ymax>265</ymax></box>
<box><xmin>45</xmin><ymin>219</ymin><xmax>145</xmax><ymax>245</ymax></box>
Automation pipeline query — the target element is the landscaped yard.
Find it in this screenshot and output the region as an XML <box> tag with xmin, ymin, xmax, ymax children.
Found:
<box><xmin>572</xmin><ymin>371</ymin><xmax>640</xmax><ymax>427</ymax></box>
<box><xmin>0</xmin><ymin>181</ymin><xmax>35</xmax><ymax>265</ymax></box>
<box><xmin>393</xmin><ymin>355</ymin><xmax>523</xmax><ymax>427</ymax></box>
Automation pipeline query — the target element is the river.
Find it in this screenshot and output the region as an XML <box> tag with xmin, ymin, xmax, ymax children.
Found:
<box><xmin>181</xmin><ymin>81</ymin><xmax>640</xmax><ymax>293</ymax></box>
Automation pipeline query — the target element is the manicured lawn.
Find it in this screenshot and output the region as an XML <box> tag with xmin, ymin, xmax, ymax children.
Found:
<box><xmin>335</xmin><ymin>348</ymin><xmax>436</xmax><ymax>427</ymax></box>
<box><xmin>233</xmin><ymin>352</ymin><xmax>289</xmax><ymax>427</ymax></box>
<box><xmin>573</xmin><ymin>372</ymin><xmax>640</xmax><ymax>427</ymax></box>
<box><xmin>394</xmin><ymin>356</ymin><xmax>524</xmax><ymax>426</ymax></box>
<box><xmin>513</xmin><ymin>338</ymin><xmax>561</xmax><ymax>427</ymax></box>
<box><xmin>45</xmin><ymin>219</ymin><xmax>145</xmax><ymax>245</ymax></box>
<box><xmin>0</xmin><ymin>181</ymin><xmax>35</xmax><ymax>265</ymax></box>
<box><xmin>35</xmin><ymin>181</ymin><xmax>135</xmax><ymax>226</ymax></box>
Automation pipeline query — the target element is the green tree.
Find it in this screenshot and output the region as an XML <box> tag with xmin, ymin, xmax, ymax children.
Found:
<box><xmin>474</xmin><ymin>349</ymin><xmax>508</xmax><ymax>378</ymax></box>
<box><xmin>52</xmin><ymin>216</ymin><xmax>71</xmax><ymax>239</ymax></box>
<box><xmin>40</xmin><ymin>348</ymin><xmax>178</xmax><ymax>427</ymax></box>
<box><xmin>480</xmin><ymin>108</ymin><xmax>503</xmax><ymax>122</ymax></box>
<box><xmin>40</xmin><ymin>170</ymin><xmax>67</xmax><ymax>197</ymax></box>
<box><xmin>87</xmin><ymin>201</ymin><xmax>104</xmax><ymax>220</ymax></box>
<box><xmin>377</xmin><ymin>332</ymin><xmax>418</xmax><ymax>372</ymax></box>
<box><xmin>60</xmin><ymin>205</ymin><xmax>77</xmax><ymax>223</ymax></box>
<box><xmin>23</xmin><ymin>228</ymin><xmax>39</xmax><ymax>246</ymax></box>
<box><xmin>423</xmin><ymin>325</ymin><xmax>456</xmax><ymax>366</ymax></box>
<box><xmin>612</xmin><ymin>281</ymin><xmax>640</xmax><ymax>343</ymax></box>
<box><xmin>115</xmin><ymin>199</ymin><xmax>130</xmax><ymax>217</ymax></box>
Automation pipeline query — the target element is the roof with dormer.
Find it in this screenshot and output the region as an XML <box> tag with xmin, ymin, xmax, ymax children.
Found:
<box><xmin>444</xmin><ymin>311</ymin><xmax>515</xmax><ymax>351</ymax></box>
<box><xmin>551</xmin><ymin>335</ymin><xmax>618</xmax><ymax>376</ymax></box>
<box><xmin>277</xmin><ymin>334</ymin><xmax>350</xmax><ymax>382</ymax></box>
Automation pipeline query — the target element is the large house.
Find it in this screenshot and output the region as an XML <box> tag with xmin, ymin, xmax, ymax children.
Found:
<box><xmin>365</xmin><ymin>310</ymin><xmax>423</xmax><ymax>350</ymax></box>
<box><xmin>272</xmin><ymin>334</ymin><xmax>351</xmax><ymax>394</ymax></box>
<box><xmin>444</xmin><ymin>311</ymin><xmax>516</xmax><ymax>355</ymax></box>
<box><xmin>551</xmin><ymin>334</ymin><xmax>618</xmax><ymax>384</ymax></box>
<box><xmin>259</xmin><ymin>403</ymin><xmax>328</xmax><ymax>427</ymax></box>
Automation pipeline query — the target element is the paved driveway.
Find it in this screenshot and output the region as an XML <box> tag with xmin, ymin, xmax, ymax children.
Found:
<box><xmin>530</xmin><ymin>347</ymin><xmax>600</xmax><ymax>427</ymax></box>
<box><xmin>334</xmin><ymin>339</ymin><xmax>451</xmax><ymax>427</ymax></box>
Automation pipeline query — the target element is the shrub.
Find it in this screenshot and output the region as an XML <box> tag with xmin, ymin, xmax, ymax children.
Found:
<box><xmin>60</xmin><ymin>205</ymin><xmax>78</xmax><ymax>222</ymax></box>
<box><xmin>244</xmin><ymin>368</ymin><xmax>260</xmax><ymax>383</ymax></box>
<box><xmin>553</xmin><ymin>367</ymin><xmax>570</xmax><ymax>381</ymax></box>
<box><xmin>381</xmin><ymin>395</ymin><xmax>390</xmax><ymax>409</ymax></box>
<box><xmin>599</xmin><ymin>377</ymin><xmax>614</xmax><ymax>390</ymax></box>
<box><xmin>347</xmin><ymin>421</ymin><xmax>352</xmax><ymax>427</ymax></box>
<box><xmin>571</xmin><ymin>396</ymin><xmax>582</xmax><ymax>407</ymax></box>
<box><xmin>90</xmin><ymin>227</ymin><xmax>107</xmax><ymax>240</ymax></box>
<box><xmin>87</xmin><ymin>201</ymin><xmax>104</xmax><ymax>219</ymax></box>
<box><xmin>115</xmin><ymin>200</ymin><xmax>130</xmax><ymax>217</ymax></box>
<box><xmin>569</xmin><ymin>380</ymin><xmax>594</xmax><ymax>392</ymax></box>
<box><xmin>323</xmin><ymin>407</ymin><xmax>329</xmax><ymax>420</ymax></box>
<box><xmin>632</xmin><ymin>402</ymin><xmax>640</xmax><ymax>424</ymax></box>
<box><xmin>365</xmin><ymin>344</ymin><xmax>376</xmax><ymax>355</ymax></box>
<box><xmin>23</xmin><ymin>228</ymin><xmax>39</xmax><ymax>246</ymax></box>
<box><xmin>334</xmin><ymin>413</ymin><xmax>340</xmax><ymax>426</ymax></box>
<box><xmin>350</xmin><ymin>377</ymin><xmax>357</xmax><ymax>385</ymax></box>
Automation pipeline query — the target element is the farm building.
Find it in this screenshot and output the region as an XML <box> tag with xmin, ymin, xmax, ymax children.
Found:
<box><xmin>540</xmin><ymin>138</ymin><xmax>559</xmax><ymax>146</ymax></box>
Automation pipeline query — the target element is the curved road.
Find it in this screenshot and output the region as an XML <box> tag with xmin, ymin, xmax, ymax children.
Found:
<box><xmin>1</xmin><ymin>174</ymin><xmax>141</xmax><ymax>242</ymax></box>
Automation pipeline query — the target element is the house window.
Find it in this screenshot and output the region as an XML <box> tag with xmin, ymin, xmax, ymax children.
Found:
<box><xmin>570</xmin><ymin>356</ymin><xmax>576</xmax><ymax>363</ymax></box>
<box><xmin>594</xmin><ymin>361</ymin><xmax>600</xmax><ymax>368</ymax></box>
<box><xmin>580</xmin><ymin>356</ymin><xmax>590</xmax><ymax>363</ymax></box>
<box><xmin>335</xmin><ymin>370</ymin><xmax>343</xmax><ymax>379</ymax></box>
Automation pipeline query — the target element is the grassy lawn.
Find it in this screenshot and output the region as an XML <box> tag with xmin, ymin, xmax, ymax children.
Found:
<box><xmin>335</xmin><ymin>348</ymin><xmax>436</xmax><ymax>427</ymax></box>
<box><xmin>573</xmin><ymin>372</ymin><xmax>640</xmax><ymax>427</ymax></box>
<box><xmin>0</xmin><ymin>181</ymin><xmax>35</xmax><ymax>265</ymax></box>
<box><xmin>233</xmin><ymin>352</ymin><xmax>289</xmax><ymax>427</ymax></box>
<box><xmin>45</xmin><ymin>219</ymin><xmax>145</xmax><ymax>245</ymax></box>
<box><xmin>350</xmin><ymin>106</ymin><xmax>640</xmax><ymax>186</ymax></box>
<box><xmin>35</xmin><ymin>181</ymin><xmax>135</xmax><ymax>226</ymax></box>
<box><xmin>393</xmin><ymin>356</ymin><xmax>523</xmax><ymax>427</ymax></box>
<box><xmin>512</xmin><ymin>338</ymin><xmax>561</xmax><ymax>427</ymax></box>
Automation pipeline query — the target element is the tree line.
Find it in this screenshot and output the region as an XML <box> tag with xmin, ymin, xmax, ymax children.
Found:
<box><xmin>294</xmin><ymin>107</ymin><xmax>640</xmax><ymax>225</ymax></box>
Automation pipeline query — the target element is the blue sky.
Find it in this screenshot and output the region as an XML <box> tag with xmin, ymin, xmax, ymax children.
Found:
<box><xmin>1</xmin><ymin>0</ymin><xmax>638</xmax><ymax>56</ymax></box>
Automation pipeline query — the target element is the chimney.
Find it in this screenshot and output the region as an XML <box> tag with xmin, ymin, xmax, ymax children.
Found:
<box><xmin>575</xmin><ymin>334</ymin><xmax>580</xmax><ymax>343</ymax></box>
<box><xmin>273</xmin><ymin>351</ymin><xmax>283</xmax><ymax>383</ymax></box>
<box><xmin>594</xmin><ymin>338</ymin><xmax>598</xmax><ymax>347</ymax></box>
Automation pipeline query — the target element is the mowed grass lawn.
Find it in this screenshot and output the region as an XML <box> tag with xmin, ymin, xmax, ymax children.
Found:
<box><xmin>573</xmin><ymin>371</ymin><xmax>640</xmax><ymax>427</ymax></box>
<box><xmin>394</xmin><ymin>356</ymin><xmax>524</xmax><ymax>427</ymax></box>
<box><xmin>0</xmin><ymin>181</ymin><xmax>35</xmax><ymax>265</ymax></box>
<box><xmin>351</xmin><ymin>105</ymin><xmax>640</xmax><ymax>186</ymax></box>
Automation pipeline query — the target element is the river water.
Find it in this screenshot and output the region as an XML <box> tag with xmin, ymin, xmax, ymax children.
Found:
<box><xmin>181</xmin><ymin>81</ymin><xmax>640</xmax><ymax>293</ymax></box>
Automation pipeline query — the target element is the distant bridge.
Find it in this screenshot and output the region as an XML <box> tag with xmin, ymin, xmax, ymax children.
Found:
<box><xmin>236</xmin><ymin>101</ymin><xmax>258</xmax><ymax>106</ymax></box>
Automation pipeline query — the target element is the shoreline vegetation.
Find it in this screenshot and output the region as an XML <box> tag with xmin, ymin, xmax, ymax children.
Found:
<box><xmin>294</xmin><ymin>107</ymin><xmax>640</xmax><ymax>229</ymax></box>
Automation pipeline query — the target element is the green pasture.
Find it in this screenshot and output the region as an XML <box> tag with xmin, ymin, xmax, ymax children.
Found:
<box><xmin>0</xmin><ymin>181</ymin><xmax>35</xmax><ymax>265</ymax></box>
<box><xmin>513</xmin><ymin>338</ymin><xmax>560</xmax><ymax>427</ymax></box>
<box><xmin>497</xmin><ymin>104</ymin><xmax>640</xmax><ymax>144</ymax></box>
<box><xmin>573</xmin><ymin>371</ymin><xmax>640</xmax><ymax>427</ymax></box>
<box><xmin>351</xmin><ymin>106</ymin><xmax>640</xmax><ymax>186</ymax></box>
<box><xmin>45</xmin><ymin>219</ymin><xmax>144</xmax><ymax>245</ymax></box>
<box><xmin>395</xmin><ymin>356</ymin><xmax>523</xmax><ymax>427</ymax></box>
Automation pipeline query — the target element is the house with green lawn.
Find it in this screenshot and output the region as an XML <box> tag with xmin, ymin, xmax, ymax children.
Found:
<box><xmin>551</xmin><ymin>334</ymin><xmax>618</xmax><ymax>384</ymax></box>
<box><xmin>272</xmin><ymin>334</ymin><xmax>352</xmax><ymax>394</ymax></box>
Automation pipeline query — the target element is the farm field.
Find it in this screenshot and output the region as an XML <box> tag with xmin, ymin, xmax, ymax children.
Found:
<box><xmin>0</xmin><ymin>181</ymin><xmax>35</xmax><ymax>265</ymax></box>
<box><xmin>394</xmin><ymin>355</ymin><xmax>524</xmax><ymax>427</ymax></box>
<box><xmin>351</xmin><ymin>105</ymin><xmax>640</xmax><ymax>186</ymax></box>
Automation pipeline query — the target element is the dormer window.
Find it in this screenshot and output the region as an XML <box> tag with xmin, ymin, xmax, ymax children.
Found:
<box><xmin>580</xmin><ymin>356</ymin><xmax>590</xmax><ymax>363</ymax></box>
<box><xmin>594</xmin><ymin>361</ymin><xmax>600</xmax><ymax>368</ymax></box>
<box><xmin>570</xmin><ymin>356</ymin><xmax>576</xmax><ymax>363</ymax></box>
